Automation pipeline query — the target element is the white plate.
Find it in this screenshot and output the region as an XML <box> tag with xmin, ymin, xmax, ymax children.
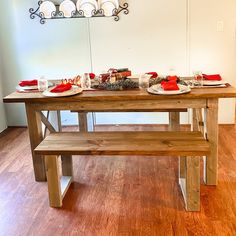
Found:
<box><xmin>77</xmin><ymin>0</ymin><xmax>98</xmax><ymax>11</ymax></box>
<box><xmin>80</xmin><ymin>2</ymin><xmax>96</xmax><ymax>17</ymax></box>
<box><xmin>16</xmin><ymin>85</ymin><xmax>38</xmax><ymax>90</ymax></box>
<box><xmin>59</xmin><ymin>0</ymin><xmax>76</xmax><ymax>18</ymax></box>
<box><xmin>42</xmin><ymin>85</ymin><xmax>83</xmax><ymax>97</ymax></box>
<box><xmin>16</xmin><ymin>82</ymin><xmax>53</xmax><ymax>91</ymax></box>
<box><xmin>101</xmin><ymin>1</ymin><xmax>116</xmax><ymax>16</ymax></box>
<box><xmin>148</xmin><ymin>84</ymin><xmax>191</xmax><ymax>95</ymax></box>
<box><xmin>202</xmin><ymin>80</ymin><xmax>224</xmax><ymax>86</ymax></box>
<box><xmin>39</xmin><ymin>1</ymin><xmax>56</xmax><ymax>19</ymax></box>
<box><xmin>99</xmin><ymin>0</ymin><xmax>119</xmax><ymax>8</ymax></box>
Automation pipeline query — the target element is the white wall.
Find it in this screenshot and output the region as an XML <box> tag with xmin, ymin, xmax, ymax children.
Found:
<box><xmin>90</xmin><ymin>0</ymin><xmax>187</xmax><ymax>75</ymax></box>
<box><xmin>90</xmin><ymin>0</ymin><xmax>188</xmax><ymax>125</ymax></box>
<box><xmin>1</xmin><ymin>0</ymin><xmax>236</xmax><ymax>125</ymax></box>
<box><xmin>0</xmin><ymin>1</ymin><xmax>26</xmax><ymax>126</ymax></box>
<box><xmin>0</xmin><ymin>2</ymin><xmax>10</xmax><ymax>132</ymax></box>
<box><xmin>189</xmin><ymin>0</ymin><xmax>236</xmax><ymax>123</ymax></box>
<box><xmin>0</xmin><ymin>57</ymin><xmax>7</xmax><ymax>132</ymax></box>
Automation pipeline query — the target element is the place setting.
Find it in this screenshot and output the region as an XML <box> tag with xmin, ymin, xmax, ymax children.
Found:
<box><xmin>42</xmin><ymin>83</ymin><xmax>83</xmax><ymax>97</ymax></box>
<box><xmin>187</xmin><ymin>72</ymin><xmax>228</xmax><ymax>88</ymax></box>
<box><xmin>148</xmin><ymin>83</ymin><xmax>191</xmax><ymax>95</ymax></box>
<box><xmin>16</xmin><ymin>77</ymin><xmax>82</xmax><ymax>97</ymax></box>
<box><xmin>16</xmin><ymin>72</ymin><xmax>101</xmax><ymax>97</ymax></box>
<box><xmin>147</xmin><ymin>75</ymin><xmax>191</xmax><ymax>95</ymax></box>
<box><xmin>16</xmin><ymin>79</ymin><xmax>40</xmax><ymax>92</ymax></box>
<box><xmin>145</xmin><ymin>72</ymin><xmax>228</xmax><ymax>96</ymax></box>
<box><xmin>16</xmin><ymin>78</ymin><xmax>54</xmax><ymax>93</ymax></box>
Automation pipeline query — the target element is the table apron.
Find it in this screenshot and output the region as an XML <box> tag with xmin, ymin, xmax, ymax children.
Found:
<box><xmin>28</xmin><ymin>99</ymin><xmax>207</xmax><ymax>112</ymax></box>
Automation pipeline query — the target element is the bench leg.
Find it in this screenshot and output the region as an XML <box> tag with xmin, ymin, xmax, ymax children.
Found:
<box><xmin>45</xmin><ymin>155</ymin><xmax>73</xmax><ymax>207</ymax></box>
<box><xmin>169</xmin><ymin>112</ymin><xmax>187</xmax><ymax>180</ymax></box>
<box><xmin>45</xmin><ymin>155</ymin><xmax>62</xmax><ymax>207</ymax></box>
<box><xmin>179</xmin><ymin>157</ymin><xmax>186</xmax><ymax>179</ymax></box>
<box><xmin>179</xmin><ymin>156</ymin><xmax>200</xmax><ymax>211</ymax></box>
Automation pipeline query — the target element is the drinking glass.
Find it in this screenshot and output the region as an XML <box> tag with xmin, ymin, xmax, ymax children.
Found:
<box><xmin>192</xmin><ymin>71</ymin><xmax>203</xmax><ymax>87</ymax></box>
<box><xmin>38</xmin><ymin>77</ymin><xmax>48</xmax><ymax>92</ymax></box>
<box><xmin>81</xmin><ymin>73</ymin><xmax>91</xmax><ymax>89</ymax></box>
<box><xmin>139</xmin><ymin>74</ymin><xmax>151</xmax><ymax>89</ymax></box>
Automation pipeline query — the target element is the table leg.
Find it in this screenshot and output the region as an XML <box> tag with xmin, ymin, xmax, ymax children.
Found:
<box><xmin>192</xmin><ymin>108</ymin><xmax>204</xmax><ymax>134</ymax></box>
<box><xmin>79</xmin><ymin>112</ymin><xmax>87</xmax><ymax>132</ymax></box>
<box><xmin>57</xmin><ymin>110</ymin><xmax>62</xmax><ymax>132</ymax></box>
<box><xmin>78</xmin><ymin>112</ymin><xmax>94</xmax><ymax>132</ymax></box>
<box><xmin>204</xmin><ymin>99</ymin><xmax>218</xmax><ymax>185</ymax></box>
<box><xmin>25</xmin><ymin>104</ymin><xmax>46</xmax><ymax>181</ymax></box>
<box><xmin>169</xmin><ymin>112</ymin><xmax>180</xmax><ymax>131</ymax></box>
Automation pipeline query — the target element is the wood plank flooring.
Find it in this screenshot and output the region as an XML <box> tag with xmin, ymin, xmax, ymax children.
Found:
<box><xmin>0</xmin><ymin>125</ymin><xmax>236</xmax><ymax>236</ymax></box>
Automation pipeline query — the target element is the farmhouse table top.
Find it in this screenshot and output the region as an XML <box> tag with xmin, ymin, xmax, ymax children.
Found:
<box><xmin>3</xmin><ymin>86</ymin><xmax>236</xmax><ymax>103</ymax></box>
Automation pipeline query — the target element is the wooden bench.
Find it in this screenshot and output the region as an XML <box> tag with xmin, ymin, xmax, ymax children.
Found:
<box><xmin>34</xmin><ymin>131</ymin><xmax>210</xmax><ymax>211</ymax></box>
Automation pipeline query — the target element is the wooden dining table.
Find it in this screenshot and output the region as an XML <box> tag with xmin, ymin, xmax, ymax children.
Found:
<box><xmin>3</xmin><ymin>86</ymin><xmax>236</xmax><ymax>186</ymax></box>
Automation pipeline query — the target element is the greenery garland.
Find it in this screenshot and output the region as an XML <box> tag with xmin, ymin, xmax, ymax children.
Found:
<box><xmin>92</xmin><ymin>78</ymin><xmax>139</xmax><ymax>91</ymax></box>
<box><xmin>92</xmin><ymin>77</ymin><xmax>188</xmax><ymax>91</ymax></box>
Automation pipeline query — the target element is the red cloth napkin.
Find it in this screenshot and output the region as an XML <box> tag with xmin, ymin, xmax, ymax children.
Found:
<box><xmin>167</xmin><ymin>75</ymin><xmax>178</xmax><ymax>81</ymax></box>
<box><xmin>146</xmin><ymin>72</ymin><xmax>158</xmax><ymax>79</ymax></box>
<box><xmin>202</xmin><ymin>74</ymin><xmax>222</xmax><ymax>81</ymax></box>
<box><xmin>89</xmin><ymin>73</ymin><xmax>96</xmax><ymax>79</ymax></box>
<box><xmin>50</xmin><ymin>83</ymin><xmax>72</xmax><ymax>93</ymax></box>
<box><xmin>19</xmin><ymin>80</ymin><xmax>38</xmax><ymax>87</ymax></box>
<box><xmin>161</xmin><ymin>80</ymin><xmax>179</xmax><ymax>91</ymax></box>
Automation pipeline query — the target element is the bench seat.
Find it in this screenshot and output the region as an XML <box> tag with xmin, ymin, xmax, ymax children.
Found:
<box><xmin>34</xmin><ymin>131</ymin><xmax>210</xmax><ymax>156</ymax></box>
<box><xmin>34</xmin><ymin>131</ymin><xmax>210</xmax><ymax>211</ymax></box>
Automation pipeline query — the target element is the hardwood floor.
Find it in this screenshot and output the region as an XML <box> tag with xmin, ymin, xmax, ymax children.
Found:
<box><xmin>0</xmin><ymin>125</ymin><xmax>236</xmax><ymax>236</ymax></box>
